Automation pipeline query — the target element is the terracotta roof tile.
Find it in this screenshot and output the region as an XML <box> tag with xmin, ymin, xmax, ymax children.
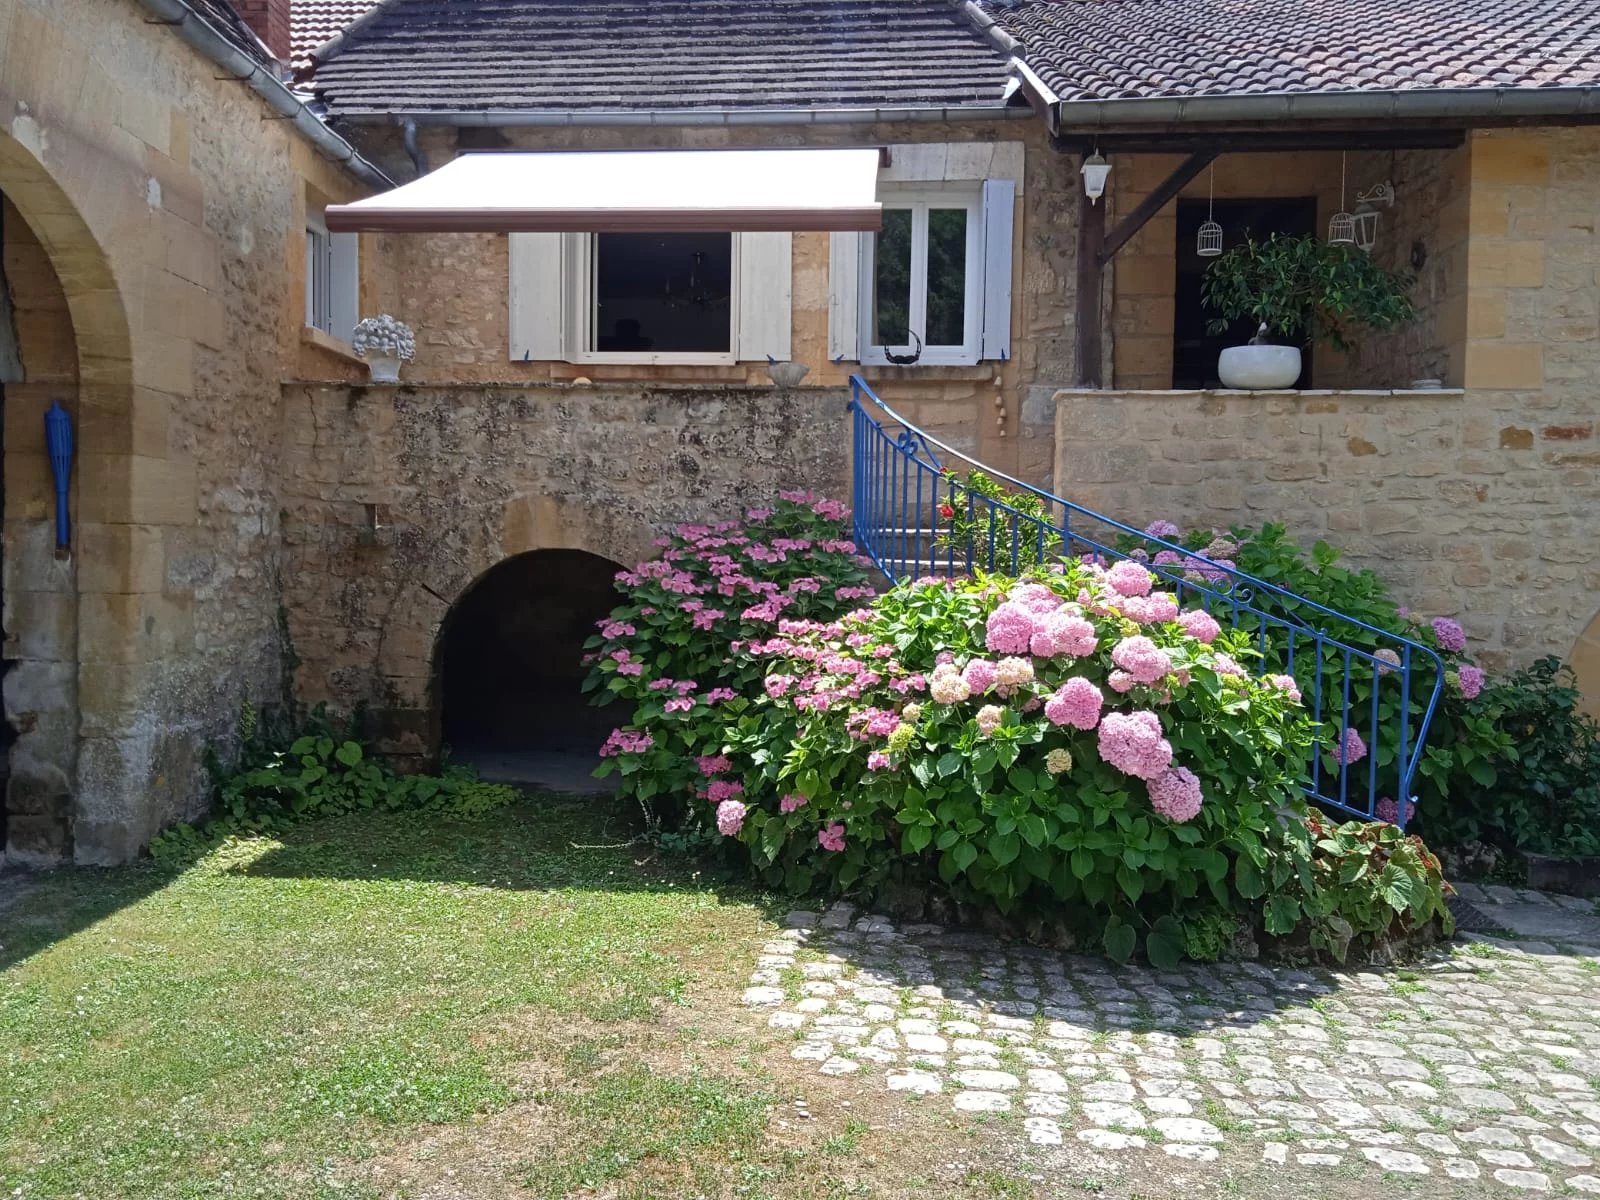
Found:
<box><xmin>307</xmin><ymin>0</ymin><xmax>1013</xmax><ymax>118</ymax></box>
<box><xmin>985</xmin><ymin>0</ymin><xmax>1600</xmax><ymax>104</ymax></box>
<box><xmin>292</xmin><ymin>0</ymin><xmax>377</xmax><ymax>69</ymax></box>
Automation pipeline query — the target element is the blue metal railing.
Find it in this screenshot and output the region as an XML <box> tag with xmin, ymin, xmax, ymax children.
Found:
<box><xmin>849</xmin><ymin>375</ymin><xmax>1445</xmax><ymax>827</ymax></box>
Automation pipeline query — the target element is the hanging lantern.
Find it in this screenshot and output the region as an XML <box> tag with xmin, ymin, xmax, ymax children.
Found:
<box><xmin>1080</xmin><ymin>151</ymin><xmax>1111</xmax><ymax>205</ymax></box>
<box><xmin>1353</xmin><ymin>204</ymin><xmax>1380</xmax><ymax>253</ymax></box>
<box><xmin>1196</xmin><ymin>161</ymin><xmax>1223</xmax><ymax>256</ymax></box>
<box><xmin>1328</xmin><ymin>151</ymin><xmax>1355</xmax><ymax>245</ymax></box>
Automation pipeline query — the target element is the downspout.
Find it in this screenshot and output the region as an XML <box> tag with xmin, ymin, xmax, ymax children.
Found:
<box><xmin>401</xmin><ymin>118</ymin><xmax>429</xmax><ymax>177</ymax></box>
<box><xmin>134</xmin><ymin>0</ymin><xmax>395</xmax><ymax>190</ymax></box>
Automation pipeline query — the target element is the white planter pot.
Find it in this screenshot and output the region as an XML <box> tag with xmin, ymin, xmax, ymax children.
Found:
<box><xmin>365</xmin><ymin>353</ymin><xmax>403</xmax><ymax>383</ymax></box>
<box><xmin>1217</xmin><ymin>344</ymin><xmax>1302</xmax><ymax>390</ymax></box>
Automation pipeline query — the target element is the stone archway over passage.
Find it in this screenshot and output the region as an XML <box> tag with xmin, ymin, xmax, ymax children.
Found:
<box><xmin>435</xmin><ymin>550</ymin><xmax>630</xmax><ymax>789</ymax></box>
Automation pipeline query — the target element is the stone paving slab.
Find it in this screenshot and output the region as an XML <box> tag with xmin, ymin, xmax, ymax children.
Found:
<box><xmin>746</xmin><ymin>898</ymin><xmax>1600</xmax><ymax>1192</ymax></box>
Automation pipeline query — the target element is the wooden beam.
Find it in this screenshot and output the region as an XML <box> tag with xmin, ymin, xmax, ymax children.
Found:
<box><xmin>1074</xmin><ymin>189</ymin><xmax>1106</xmax><ymax>388</ymax></box>
<box><xmin>1098</xmin><ymin>150</ymin><xmax>1214</xmax><ymax>267</ymax></box>
<box><xmin>1051</xmin><ymin>128</ymin><xmax>1467</xmax><ymax>155</ymax></box>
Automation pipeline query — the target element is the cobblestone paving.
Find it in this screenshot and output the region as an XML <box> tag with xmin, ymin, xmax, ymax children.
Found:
<box><xmin>743</xmin><ymin>889</ymin><xmax>1600</xmax><ymax>1192</ymax></box>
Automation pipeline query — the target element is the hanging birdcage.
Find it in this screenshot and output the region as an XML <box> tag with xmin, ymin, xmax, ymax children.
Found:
<box><xmin>1197</xmin><ymin>161</ymin><xmax>1223</xmax><ymax>256</ymax></box>
<box><xmin>1328</xmin><ymin>152</ymin><xmax>1356</xmax><ymax>244</ymax></box>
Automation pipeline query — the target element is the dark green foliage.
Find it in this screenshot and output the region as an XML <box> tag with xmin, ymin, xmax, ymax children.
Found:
<box><xmin>934</xmin><ymin>468</ymin><xmax>1062</xmax><ymax>573</ymax></box>
<box><xmin>1202</xmin><ymin>233</ymin><xmax>1416</xmax><ymax>350</ymax></box>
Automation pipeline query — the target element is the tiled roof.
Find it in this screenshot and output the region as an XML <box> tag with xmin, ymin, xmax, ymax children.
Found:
<box><xmin>187</xmin><ymin>0</ymin><xmax>276</xmax><ymax>68</ymax></box>
<box><xmin>292</xmin><ymin>0</ymin><xmax>376</xmax><ymax>69</ymax></box>
<box><xmin>983</xmin><ymin>0</ymin><xmax>1600</xmax><ymax>104</ymax></box>
<box><xmin>307</xmin><ymin>0</ymin><xmax>1013</xmax><ymax>119</ymax></box>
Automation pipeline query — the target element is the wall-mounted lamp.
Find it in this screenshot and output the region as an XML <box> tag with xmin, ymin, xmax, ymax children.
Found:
<box><xmin>1352</xmin><ymin>180</ymin><xmax>1396</xmax><ymax>253</ymax></box>
<box><xmin>1081</xmin><ymin>151</ymin><xmax>1111</xmax><ymax>205</ymax></box>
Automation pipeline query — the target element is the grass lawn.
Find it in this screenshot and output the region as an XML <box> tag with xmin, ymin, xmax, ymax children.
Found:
<box><xmin>0</xmin><ymin>796</ymin><xmax>1380</xmax><ymax>1200</ymax></box>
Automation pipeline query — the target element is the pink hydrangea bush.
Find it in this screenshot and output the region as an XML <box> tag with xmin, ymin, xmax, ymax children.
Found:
<box><xmin>587</xmin><ymin>493</ymin><xmax>877</xmax><ymax>830</ymax></box>
<box><xmin>724</xmin><ymin>560</ymin><xmax>1313</xmax><ymax>962</ymax></box>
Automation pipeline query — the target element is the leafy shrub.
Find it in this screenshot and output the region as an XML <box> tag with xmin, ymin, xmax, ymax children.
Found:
<box><xmin>934</xmin><ymin>468</ymin><xmax>1061</xmax><ymax>573</ymax></box>
<box><xmin>151</xmin><ymin>703</ymin><xmax>518</xmax><ymax>860</ymax></box>
<box><xmin>1264</xmin><ymin>811</ymin><xmax>1454</xmax><ymax>962</ymax></box>
<box><xmin>584</xmin><ymin>492</ymin><xmax>878</xmax><ymax>832</ymax></box>
<box><xmin>1114</xmin><ymin>520</ymin><xmax>1508</xmax><ymax>831</ymax></box>
<box><xmin>1424</xmin><ymin>658</ymin><xmax>1600</xmax><ymax>858</ymax></box>
<box><xmin>721</xmin><ymin>562</ymin><xmax>1314</xmax><ymax>966</ymax></box>
<box><xmin>1201</xmin><ymin>233</ymin><xmax>1416</xmax><ymax>350</ymax></box>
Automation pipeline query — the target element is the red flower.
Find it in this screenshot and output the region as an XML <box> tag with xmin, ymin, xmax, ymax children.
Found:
<box><xmin>938</xmin><ymin>504</ymin><xmax>955</xmax><ymax>519</ymax></box>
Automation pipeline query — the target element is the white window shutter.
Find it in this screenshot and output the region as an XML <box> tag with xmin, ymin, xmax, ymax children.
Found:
<box><xmin>329</xmin><ymin>231</ymin><xmax>360</xmax><ymax>343</ymax></box>
<box><xmin>735</xmin><ymin>232</ymin><xmax>792</xmax><ymax>362</ymax></box>
<box><xmin>828</xmin><ymin>230</ymin><xmax>862</xmax><ymax>363</ymax></box>
<box><xmin>509</xmin><ymin>232</ymin><xmax>566</xmax><ymax>361</ymax></box>
<box><xmin>979</xmin><ymin>179</ymin><xmax>1015</xmax><ymax>361</ymax></box>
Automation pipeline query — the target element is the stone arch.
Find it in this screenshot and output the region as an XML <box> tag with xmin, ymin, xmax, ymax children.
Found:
<box><xmin>0</xmin><ymin>126</ymin><xmax>139</xmax><ymax>864</ymax></box>
<box><xmin>373</xmin><ymin>492</ymin><xmax>655</xmax><ymax>762</ymax></box>
<box><xmin>1572</xmin><ymin>608</ymin><xmax>1600</xmax><ymax>720</ymax></box>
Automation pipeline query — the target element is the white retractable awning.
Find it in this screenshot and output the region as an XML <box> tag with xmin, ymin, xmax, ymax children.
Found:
<box><xmin>324</xmin><ymin>148</ymin><xmax>884</xmax><ymax>233</ymax></box>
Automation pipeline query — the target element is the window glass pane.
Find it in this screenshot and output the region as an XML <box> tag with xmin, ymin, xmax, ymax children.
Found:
<box><xmin>593</xmin><ymin>232</ymin><xmax>732</xmax><ymax>354</ymax></box>
<box><xmin>925</xmin><ymin>207</ymin><xmax>968</xmax><ymax>347</ymax></box>
<box><xmin>871</xmin><ymin>208</ymin><xmax>913</xmax><ymax>346</ymax></box>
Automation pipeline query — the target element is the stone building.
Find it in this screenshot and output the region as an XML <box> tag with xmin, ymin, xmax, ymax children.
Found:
<box><xmin>2</xmin><ymin>0</ymin><xmax>1597</xmax><ymax>863</ymax></box>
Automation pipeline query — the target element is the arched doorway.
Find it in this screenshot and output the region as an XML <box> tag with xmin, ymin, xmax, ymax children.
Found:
<box><xmin>436</xmin><ymin>550</ymin><xmax>630</xmax><ymax>789</ymax></box>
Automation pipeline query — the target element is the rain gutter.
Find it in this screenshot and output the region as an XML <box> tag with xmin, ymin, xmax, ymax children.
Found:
<box><xmin>332</xmin><ymin>105</ymin><xmax>1035</xmax><ymax>128</ymax></box>
<box><xmin>135</xmin><ymin>0</ymin><xmax>395</xmax><ymax>189</ymax></box>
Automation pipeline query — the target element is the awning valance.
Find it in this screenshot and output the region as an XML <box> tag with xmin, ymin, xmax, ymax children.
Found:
<box><xmin>324</xmin><ymin>148</ymin><xmax>884</xmax><ymax>233</ymax></box>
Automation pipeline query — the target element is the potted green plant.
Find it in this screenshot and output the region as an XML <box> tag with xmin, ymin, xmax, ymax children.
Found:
<box><xmin>1201</xmin><ymin>233</ymin><xmax>1416</xmax><ymax>389</ymax></box>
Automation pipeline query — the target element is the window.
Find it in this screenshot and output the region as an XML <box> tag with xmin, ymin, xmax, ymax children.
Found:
<box><xmin>509</xmin><ymin>231</ymin><xmax>792</xmax><ymax>365</ymax></box>
<box><xmin>304</xmin><ymin>210</ymin><xmax>359</xmax><ymax>343</ymax></box>
<box><xmin>861</xmin><ymin>187</ymin><xmax>983</xmax><ymax>366</ymax></box>
<box><xmin>585</xmin><ymin>232</ymin><xmax>734</xmax><ymax>360</ymax></box>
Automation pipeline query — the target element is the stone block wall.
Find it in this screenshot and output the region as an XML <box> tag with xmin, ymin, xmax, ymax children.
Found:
<box><xmin>277</xmin><ymin>381</ymin><xmax>850</xmax><ymax>759</ymax></box>
<box><xmin>1052</xmin><ymin>388</ymin><xmax>1600</xmax><ymax>679</ymax></box>
<box><xmin>341</xmin><ymin>119</ymin><xmax>1077</xmax><ymax>487</ymax></box>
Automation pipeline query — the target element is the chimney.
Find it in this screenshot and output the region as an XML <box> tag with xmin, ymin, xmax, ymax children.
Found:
<box><xmin>236</xmin><ymin>0</ymin><xmax>292</xmax><ymax>62</ymax></box>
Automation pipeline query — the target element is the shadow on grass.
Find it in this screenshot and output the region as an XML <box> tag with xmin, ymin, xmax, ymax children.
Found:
<box><xmin>0</xmin><ymin>860</ymin><xmax>185</xmax><ymax>973</ymax></box>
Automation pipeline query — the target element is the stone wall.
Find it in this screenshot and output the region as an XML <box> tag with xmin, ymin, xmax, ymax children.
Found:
<box><xmin>341</xmin><ymin>119</ymin><xmax>1077</xmax><ymax>487</ymax></box>
<box><xmin>0</xmin><ymin>0</ymin><xmax>374</xmax><ymax>863</ymax></box>
<box><xmin>278</xmin><ymin>381</ymin><xmax>850</xmax><ymax>759</ymax></box>
<box><xmin>1052</xmin><ymin>387</ymin><xmax>1599</xmax><ymax>679</ymax></box>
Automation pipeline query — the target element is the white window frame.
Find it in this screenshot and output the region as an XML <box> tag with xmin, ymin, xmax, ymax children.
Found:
<box><xmin>304</xmin><ymin>209</ymin><xmax>359</xmax><ymax>344</ymax></box>
<box><xmin>858</xmin><ymin>184</ymin><xmax>984</xmax><ymax>368</ymax></box>
<box><xmin>305</xmin><ymin>216</ymin><xmax>332</xmax><ymax>333</ymax></box>
<box><xmin>567</xmin><ymin>232</ymin><xmax>741</xmax><ymax>366</ymax></box>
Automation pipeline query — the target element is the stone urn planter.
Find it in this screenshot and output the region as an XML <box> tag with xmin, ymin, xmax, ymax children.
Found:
<box><xmin>766</xmin><ymin>359</ymin><xmax>810</xmax><ymax>387</ymax></box>
<box><xmin>1218</xmin><ymin>343</ymin><xmax>1303</xmax><ymax>389</ymax></box>
<box><xmin>352</xmin><ymin>315</ymin><xmax>415</xmax><ymax>383</ymax></box>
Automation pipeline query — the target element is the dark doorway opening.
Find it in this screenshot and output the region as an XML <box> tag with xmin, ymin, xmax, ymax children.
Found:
<box><xmin>437</xmin><ymin>550</ymin><xmax>629</xmax><ymax>789</ymax></box>
<box><xmin>1174</xmin><ymin>197</ymin><xmax>1318</xmax><ymax>389</ymax></box>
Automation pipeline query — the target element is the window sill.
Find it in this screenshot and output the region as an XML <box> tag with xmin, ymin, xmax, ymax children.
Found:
<box><xmin>858</xmin><ymin>363</ymin><xmax>998</xmax><ymax>382</ymax></box>
<box><xmin>301</xmin><ymin>325</ymin><xmax>364</xmax><ymax>366</ymax></box>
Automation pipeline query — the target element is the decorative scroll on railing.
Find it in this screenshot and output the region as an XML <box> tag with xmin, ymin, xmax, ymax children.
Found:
<box><xmin>848</xmin><ymin>375</ymin><xmax>1445</xmax><ymax>826</ymax></box>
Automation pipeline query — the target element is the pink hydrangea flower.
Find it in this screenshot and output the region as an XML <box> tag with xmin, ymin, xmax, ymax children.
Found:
<box><xmin>1144</xmin><ymin>519</ymin><xmax>1181</xmax><ymax>540</ymax></box>
<box><xmin>1096</xmin><ymin>710</ymin><xmax>1174</xmax><ymax>780</ymax></box>
<box><xmin>1106</xmin><ymin>560</ymin><xmax>1154</xmax><ymax>598</ymax></box>
<box><xmin>706</xmin><ymin>779</ymin><xmax>744</xmax><ymax>804</ymax></box>
<box><xmin>867</xmin><ymin>751</ymin><xmax>892</xmax><ymax>771</ymax></box>
<box><xmin>1111</xmin><ymin>635</ymin><xmax>1173</xmax><ymax>685</ymax></box>
<box><xmin>975</xmin><ymin>705</ymin><xmax>1004</xmax><ymax>736</ymax></box>
<box><xmin>962</xmin><ymin>659</ymin><xmax>999</xmax><ymax>695</ymax></box>
<box><xmin>1334</xmin><ymin>727</ymin><xmax>1367</xmax><ymax>766</ymax></box>
<box><xmin>1457</xmin><ymin>665</ymin><xmax>1485</xmax><ymax>700</ymax></box>
<box><xmin>1431</xmin><ymin>617</ymin><xmax>1467</xmax><ymax>653</ymax></box>
<box><xmin>780</xmin><ymin>793</ymin><xmax>808</xmax><ymax>814</ymax></box>
<box><xmin>985</xmin><ymin>602</ymin><xmax>1036</xmax><ymax>654</ymax></box>
<box><xmin>696</xmin><ymin>755</ymin><xmax>732</xmax><ymax>776</ymax></box>
<box><xmin>1121</xmin><ymin>592</ymin><xmax>1181</xmax><ymax>624</ymax></box>
<box><xmin>1374</xmin><ymin>648</ymin><xmax>1401</xmax><ymax>675</ymax></box>
<box><xmin>1044</xmin><ymin>677</ymin><xmax>1104</xmax><ymax>730</ymax></box>
<box><xmin>929</xmin><ymin>663</ymin><xmax>972</xmax><ymax>705</ymax></box>
<box><xmin>1375</xmin><ymin>795</ymin><xmax>1417</xmax><ymax>824</ymax></box>
<box><xmin>1009</xmin><ymin>583</ymin><xmax>1061</xmax><ymax>614</ymax></box>
<box><xmin>1030</xmin><ymin>611</ymin><xmax>1098</xmax><ymax>659</ymax></box>
<box><xmin>1107</xmin><ymin>670</ymin><xmax>1136</xmax><ymax>694</ymax></box>
<box><xmin>1266</xmin><ymin>673</ymin><xmax>1302</xmax><ymax>703</ymax></box>
<box><xmin>995</xmin><ymin>657</ymin><xmax>1034</xmax><ymax>686</ymax></box>
<box><xmin>1177</xmin><ymin>609</ymin><xmax>1221</xmax><ymax>644</ymax></box>
<box><xmin>664</xmin><ymin>697</ymin><xmax>695</xmax><ymax>713</ymax></box>
<box><xmin>715</xmin><ymin>800</ymin><xmax>747</xmax><ymax>836</ymax></box>
<box><xmin>818</xmin><ymin>823</ymin><xmax>846</xmax><ymax>852</ymax></box>
<box><xmin>1148</xmin><ymin>766</ymin><xmax>1203</xmax><ymax>822</ymax></box>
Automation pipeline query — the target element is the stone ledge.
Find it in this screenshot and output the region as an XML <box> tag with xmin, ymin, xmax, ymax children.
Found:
<box><xmin>299</xmin><ymin>325</ymin><xmax>364</xmax><ymax>366</ymax></box>
<box><xmin>1053</xmin><ymin>388</ymin><xmax>1467</xmax><ymax>400</ymax></box>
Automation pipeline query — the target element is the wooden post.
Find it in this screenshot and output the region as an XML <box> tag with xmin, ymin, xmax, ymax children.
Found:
<box><xmin>1074</xmin><ymin>190</ymin><xmax>1105</xmax><ymax>388</ymax></box>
